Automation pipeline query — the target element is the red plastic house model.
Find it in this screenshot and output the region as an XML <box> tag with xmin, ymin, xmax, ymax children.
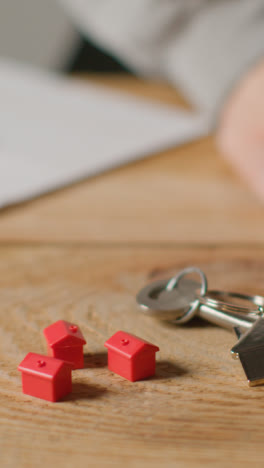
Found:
<box><xmin>18</xmin><ymin>352</ymin><xmax>72</xmax><ymax>402</ymax></box>
<box><xmin>43</xmin><ymin>320</ymin><xmax>86</xmax><ymax>369</ymax></box>
<box><xmin>104</xmin><ymin>331</ymin><xmax>159</xmax><ymax>382</ymax></box>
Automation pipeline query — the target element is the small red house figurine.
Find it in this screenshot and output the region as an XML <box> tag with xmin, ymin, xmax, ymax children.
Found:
<box><xmin>104</xmin><ymin>331</ymin><xmax>159</xmax><ymax>382</ymax></box>
<box><xmin>18</xmin><ymin>352</ymin><xmax>72</xmax><ymax>402</ymax></box>
<box><xmin>43</xmin><ymin>320</ymin><xmax>86</xmax><ymax>369</ymax></box>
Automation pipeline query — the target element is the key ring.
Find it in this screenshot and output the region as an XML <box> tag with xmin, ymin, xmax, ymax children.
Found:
<box><xmin>136</xmin><ymin>266</ymin><xmax>264</xmax><ymax>386</ymax></box>
<box><xmin>136</xmin><ymin>266</ymin><xmax>259</xmax><ymax>329</ymax></box>
<box><xmin>136</xmin><ymin>267</ymin><xmax>207</xmax><ymax>322</ymax></box>
<box><xmin>197</xmin><ymin>290</ymin><xmax>264</xmax><ymax>316</ymax></box>
<box><xmin>166</xmin><ymin>267</ymin><xmax>208</xmax><ymax>324</ymax></box>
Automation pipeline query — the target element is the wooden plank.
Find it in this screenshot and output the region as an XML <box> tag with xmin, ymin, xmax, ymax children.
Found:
<box><xmin>0</xmin><ymin>76</ymin><xmax>263</xmax><ymax>244</ymax></box>
<box><xmin>2</xmin><ymin>244</ymin><xmax>264</xmax><ymax>467</ymax></box>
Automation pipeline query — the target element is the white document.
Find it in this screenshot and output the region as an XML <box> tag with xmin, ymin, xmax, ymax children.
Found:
<box><xmin>0</xmin><ymin>60</ymin><xmax>208</xmax><ymax>208</ymax></box>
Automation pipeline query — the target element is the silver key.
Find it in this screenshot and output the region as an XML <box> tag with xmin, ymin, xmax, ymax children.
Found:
<box><xmin>137</xmin><ymin>267</ymin><xmax>257</xmax><ymax>330</ymax></box>
<box><xmin>137</xmin><ymin>266</ymin><xmax>264</xmax><ymax>386</ymax></box>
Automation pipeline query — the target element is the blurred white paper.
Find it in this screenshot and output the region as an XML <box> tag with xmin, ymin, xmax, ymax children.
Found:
<box><xmin>0</xmin><ymin>60</ymin><xmax>208</xmax><ymax>208</ymax></box>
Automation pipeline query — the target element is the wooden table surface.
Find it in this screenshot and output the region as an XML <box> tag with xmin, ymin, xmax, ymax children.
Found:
<box><xmin>2</xmin><ymin>75</ymin><xmax>264</xmax><ymax>468</ymax></box>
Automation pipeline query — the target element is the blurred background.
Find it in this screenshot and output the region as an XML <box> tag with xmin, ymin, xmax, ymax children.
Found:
<box><xmin>0</xmin><ymin>0</ymin><xmax>129</xmax><ymax>73</ymax></box>
<box><xmin>1</xmin><ymin>0</ymin><xmax>264</xmax><ymax>205</ymax></box>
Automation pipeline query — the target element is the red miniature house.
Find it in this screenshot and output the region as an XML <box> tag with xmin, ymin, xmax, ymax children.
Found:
<box><xmin>18</xmin><ymin>353</ymin><xmax>72</xmax><ymax>402</ymax></box>
<box><xmin>43</xmin><ymin>320</ymin><xmax>86</xmax><ymax>369</ymax></box>
<box><xmin>104</xmin><ymin>331</ymin><xmax>159</xmax><ymax>382</ymax></box>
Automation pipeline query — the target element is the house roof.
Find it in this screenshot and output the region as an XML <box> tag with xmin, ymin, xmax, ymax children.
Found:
<box><xmin>18</xmin><ymin>353</ymin><xmax>70</xmax><ymax>380</ymax></box>
<box><xmin>43</xmin><ymin>320</ymin><xmax>86</xmax><ymax>348</ymax></box>
<box><xmin>239</xmin><ymin>347</ymin><xmax>264</xmax><ymax>386</ymax></box>
<box><xmin>232</xmin><ymin>318</ymin><xmax>264</xmax><ymax>356</ymax></box>
<box><xmin>104</xmin><ymin>331</ymin><xmax>159</xmax><ymax>359</ymax></box>
<box><xmin>231</xmin><ymin>318</ymin><xmax>264</xmax><ymax>385</ymax></box>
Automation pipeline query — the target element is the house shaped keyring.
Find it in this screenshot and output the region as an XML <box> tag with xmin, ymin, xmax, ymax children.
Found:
<box><xmin>231</xmin><ymin>318</ymin><xmax>264</xmax><ymax>386</ymax></box>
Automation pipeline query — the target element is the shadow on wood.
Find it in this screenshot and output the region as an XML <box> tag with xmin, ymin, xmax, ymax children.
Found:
<box><xmin>64</xmin><ymin>382</ymin><xmax>107</xmax><ymax>401</ymax></box>
<box><xmin>154</xmin><ymin>360</ymin><xmax>188</xmax><ymax>380</ymax></box>
<box><xmin>83</xmin><ymin>352</ymin><xmax>108</xmax><ymax>369</ymax></box>
<box><xmin>159</xmin><ymin>316</ymin><xmax>217</xmax><ymax>330</ymax></box>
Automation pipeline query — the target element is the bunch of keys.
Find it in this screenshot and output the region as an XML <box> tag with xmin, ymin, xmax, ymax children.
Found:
<box><xmin>136</xmin><ymin>267</ymin><xmax>264</xmax><ymax>386</ymax></box>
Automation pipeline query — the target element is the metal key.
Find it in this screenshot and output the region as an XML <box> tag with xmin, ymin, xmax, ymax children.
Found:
<box><xmin>137</xmin><ymin>267</ymin><xmax>264</xmax><ymax>386</ymax></box>
<box><xmin>137</xmin><ymin>267</ymin><xmax>259</xmax><ymax>332</ymax></box>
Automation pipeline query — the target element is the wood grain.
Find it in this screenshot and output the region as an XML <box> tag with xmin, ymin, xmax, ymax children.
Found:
<box><xmin>0</xmin><ymin>75</ymin><xmax>263</xmax><ymax>244</ymax></box>
<box><xmin>2</xmin><ymin>245</ymin><xmax>264</xmax><ymax>468</ymax></box>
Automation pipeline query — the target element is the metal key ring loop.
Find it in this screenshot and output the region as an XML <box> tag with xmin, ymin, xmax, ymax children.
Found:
<box><xmin>198</xmin><ymin>290</ymin><xmax>264</xmax><ymax>316</ymax></box>
<box><xmin>166</xmin><ymin>267</ymin><xmax>208</xmax><ymax>324</ymax></box>
<box><xmin>136</xmin><ymin>278</ymin><xmax>184</xmax><ymax>313</ymax></box>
